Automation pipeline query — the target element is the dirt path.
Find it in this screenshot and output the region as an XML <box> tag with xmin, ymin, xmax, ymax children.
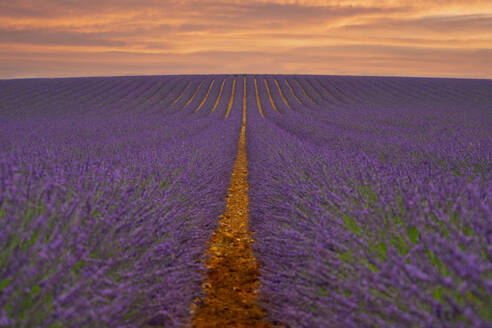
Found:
<box><xmin>191</xmin><ymin>78</ymin><xmax>271</xmax><ymax>328</ymax></box>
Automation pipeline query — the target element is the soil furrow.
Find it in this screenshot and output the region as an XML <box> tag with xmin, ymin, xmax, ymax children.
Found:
<box><xmin>191</xmin><ymin>77</ymin><xmax>271</xmax><ymax>328</ymax></box>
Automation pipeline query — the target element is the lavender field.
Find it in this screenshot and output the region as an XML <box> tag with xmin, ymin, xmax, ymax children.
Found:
<box><xmin>0</xmin><ymin>75</ymin><xmax>491</xmax><ymax>327</ymax></box>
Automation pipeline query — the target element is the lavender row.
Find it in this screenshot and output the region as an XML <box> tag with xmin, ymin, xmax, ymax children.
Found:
<box><xmin>0</xmin><ymin>76</ymin><xmax>242</xmax><ymax>327</ymax></box>
<box><xmin>246</xmin><ymin>75</ymin><xmax>491</xmax><ymax>327</ymax></box>
<box><xmin>0</xmin><ymin>76</ymin><xmax>223</xmax><ymax>119</ymax></box>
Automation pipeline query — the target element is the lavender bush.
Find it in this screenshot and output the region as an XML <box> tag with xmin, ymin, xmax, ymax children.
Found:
<box><xmin>246</xmin><ymin>75</ymin><xmax>491</xmax><ymax>327</ymax></box>
<box><xmin>0</xmin><ymin>76</ymin><xmax>241</xmax><ymax>327</ymax></box>
<box><xmin>1</xmin><ymin>74</ymin><xmax>490</xmax><ymax>327</ymax></box>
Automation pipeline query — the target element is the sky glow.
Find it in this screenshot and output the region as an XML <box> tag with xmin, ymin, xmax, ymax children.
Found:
<box><xmin>1</xmin><ymin>0</ymin><xmax>491</xmax><ymax>78</ymax></box>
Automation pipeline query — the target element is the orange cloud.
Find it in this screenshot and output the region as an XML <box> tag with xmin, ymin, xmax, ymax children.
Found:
<box><xmin>0</xmin><ymin>0</ymin><xmax>491</xmax><ymax>78</ymax></box>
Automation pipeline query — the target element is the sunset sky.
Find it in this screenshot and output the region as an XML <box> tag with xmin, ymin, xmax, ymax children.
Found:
<box><xmin>1</xmin><ymin>0</ymin><xmax>491</xmax><ymax>79</ymax></box>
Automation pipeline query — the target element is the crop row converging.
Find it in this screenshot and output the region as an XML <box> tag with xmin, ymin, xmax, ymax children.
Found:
<box><xmin>0</xmin><ymin>75</ymin><xmax>491</xmax><ymax>327</ymax></box>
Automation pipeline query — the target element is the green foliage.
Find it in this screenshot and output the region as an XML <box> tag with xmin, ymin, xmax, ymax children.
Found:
<box><xmin>0</xmin><ymin>278</ymin><xmax>10</xmax><ymax>290</ymax></box>
<box><xmin>407</xmin><ymin>226</ymin><xmax>419</xmax><ymax>244</ymax></box>
<box><xmin>342</xmin><ymin>214</ymin><xmax>359</xmax><ymax>236</ymax></box>
<box><xmin>391</xmin><ymin>234</ymin><xmax>409</xmax><ymax>255</ymax></box>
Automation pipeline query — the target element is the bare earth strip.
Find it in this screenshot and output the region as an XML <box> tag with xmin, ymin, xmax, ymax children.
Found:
<box><xmin>195</xmin><ymin>79</ymin><xmax>215</xmax><ymax>112</ymax></box>
<box><xmin>210</xmin><ymin>77</ymin><xmax>226</xmax><ymax>114</ymax></box>
<box><xmin>170</xmin><ymin>81</ymin><xmax>192</xmax><ymax>106</ymax></box>
<box><xmin>294</xmin><ymin>78</ymin><xmax>318</xmax><ymax>105</ymax></box>
<box><xmin>284</xmin><ymin>79</ymin><xmax>303</xmax><ymax>106</ymax></box>
<box><xmin>183</xmin><ymin>80</ymin><xmax>205</xmax><ymax>110</ymax></box>
<box><xmin>191</xmin><ymin>77</ymin><xmax>271</xmax><ymax>328</ymax></box>
<box><xmin>225</xmin><ymin>77</ymin><xmax>237</xmax><ymax>118</ymax></box>
<box><xmin>274</xmin><ymin>78</ymin><xmax>293</xmax><ymax>111</ymax></box>
<box><xmin>263</xmin><ymin>78</ymin><xmax>280</xmax><ymax>114</ymax></box>
<box><xmin>254</xmin><ymin>76</ymin><xmax>265</xmax><ymax>118</ymax></box>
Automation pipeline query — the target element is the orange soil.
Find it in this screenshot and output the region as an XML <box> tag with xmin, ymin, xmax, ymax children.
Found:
<box><xmin>195</xmin><ymin>80</ymin><xmax>215</xmax><ymax>112</ymax></box>
<box><xmin>263</xmin><ymin>78</ymin><xmax>280</xmax><ymax>114</ymax></box>
<box><xmin>183</xmin><ymin>80</ymin><xmax>205</xmax><ymax>109</ymax></box>
<box><xmin>210</xmin><ymin>78</ymin><xmax>226</xmax><ymax>114</ymax></box>
<box><xmin>273</xmin><ymin>79</ymin><xmax>293</xmax><ymax>111</ymax></box>
<box><xmin>170</xmin><ymin>81</ymin><xmax>192</xmax><ymax>106</ymax></box>
<box><xmin>254</xmin><ymin>77</ymin><xmax>265</xmax><ymax>119</ymax></box>
<box><xmin>284</xmin><ymin>80</ymin><xmax>303</xmax><ymax>106</ymax></box>
<box><xmin>294</xmin><ymin>78</ymin><xmax>317</xmax><ymax>105</ymax></box>
<box><xmin>224</xmin><ymin>77</ymin><xmax>237</xmax><ymax>118</ymax></box>
<box><xmin>191</xmin><ymin>80</ymin><xmax>271</xmax><ymax>328</ymax></box>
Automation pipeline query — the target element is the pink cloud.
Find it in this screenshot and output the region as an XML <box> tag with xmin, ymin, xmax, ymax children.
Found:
<box><xmin>0</xmin><ymin>0</ymin><xmax>491</xmax><ymax>78</ymax></box>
